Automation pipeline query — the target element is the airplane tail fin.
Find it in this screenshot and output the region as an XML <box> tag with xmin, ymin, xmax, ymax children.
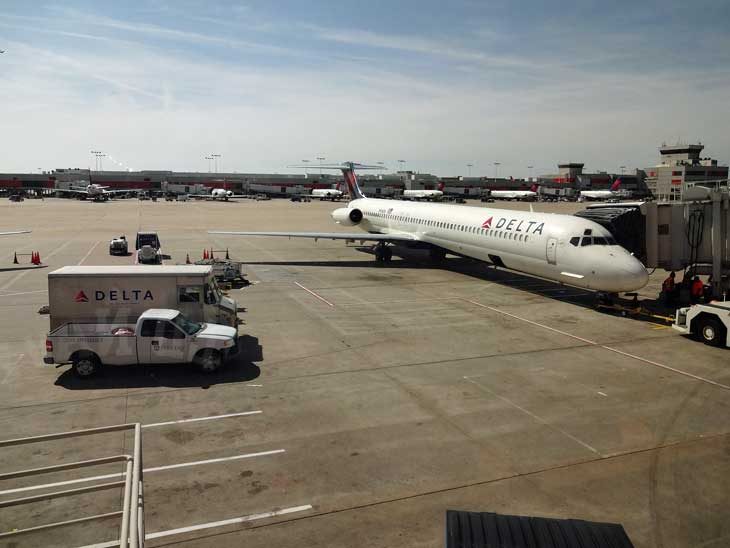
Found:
<box><xmin>437</xmin><ymin>181</ymin><xmax>445</xmax><ymax>192</ymax></box>
<box><xmin>341</xmin><ymin>165</ymin><xmax>365</xmax><ymax>199</ymax></box>
<box><xmin>288</xmin><ymin>162</ymin><xmax>381</xmax><ymax>200</ymax></box>
<box><xmin>530</xmin><ymin>184</ymin><xmax>538</xmax><ymax>193</ymax></box>
<box><xmin>610</xmin><ymin>178</ymin><xmax>622</xmax><ymax>191</ymax></box>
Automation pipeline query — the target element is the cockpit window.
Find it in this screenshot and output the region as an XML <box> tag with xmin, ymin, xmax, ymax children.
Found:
<box><xmin>594</xmin><ymin>236</ymin><xmax>607</xmax><ymax>245</ymax></box>
<box><xmin>570</xmin><ymin>237</ymin><xmax>580</xmax><ymax>247</ymax></box>
<box><xmin>583</xmin><ymin>229</ymin><xmax>592</xmax><ymax>236</ymax></box>
<box><xmin>581</xmin><ymin>237</ymin><xmax>592</xmax><ymax>246</ymax></box>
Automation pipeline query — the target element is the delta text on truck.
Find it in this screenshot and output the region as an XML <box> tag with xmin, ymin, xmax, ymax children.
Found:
<box><xmin>45</xmin><ymin>308</ymin><xmax>238</xmax><ymax>376</ymax></box>
<box><xmin>47</xmin><ymin>265</ymin><xmax>238</xmax><ymax>330</ymax></box>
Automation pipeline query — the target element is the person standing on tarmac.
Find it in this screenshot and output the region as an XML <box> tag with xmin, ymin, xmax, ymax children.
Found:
<box><xmin>662</xmin><ymin>271</ymin><xmax>679</xmax><ymax>306</ymax></box>
<box><xmin>690</xmin><ymin>276</ymin><xmax>704</xmax><ymax>304</ymax></box>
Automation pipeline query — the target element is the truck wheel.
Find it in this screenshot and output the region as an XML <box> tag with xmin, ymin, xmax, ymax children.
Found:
<box><xmin>195</xmin><ymin>349</ymin><xmax>222</xmax><ymax>373</ymax></box>
<box><xmin>696</xmin><ymin>316</ymin><xmax>726</xmax><ymax>347</ymax></box>
<box><xmin>73</xmin><ymin>353</ymin><xmax>100</xmax><ymax>377</ymax></box>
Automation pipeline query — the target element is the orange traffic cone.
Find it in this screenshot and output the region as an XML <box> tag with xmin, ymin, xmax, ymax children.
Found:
<box><xmin>31</xmin><ymin>252</ymin><xmax>36</xmax><ymax>265</ymax></box>
<box><xmin>35</xmin><ymin>251</ymin><xmax>42</xmax><ymax>265</ymax></box>
<box><xmin>13</xmin><ymin>252</ymin><xmax>18</xmax><ymax>264</ymax></box>
<box><xmin>202</xmin><ymin>249</ymin><xmax>207</xmax><ymax>260</ymax></box>
<box><xmin>225</xmin><ymin>248</ymin><xmax>230</xmax><ymax>260</ymax></box>
<box><xmin>210</xmin><ymin>248</ymin><xmax>214</xmax><ymax>259</ymax></box>
<box><xmin>186</xmin><ymin>253</ymin><xmax>191</xmax><ymax>264</ymax></box>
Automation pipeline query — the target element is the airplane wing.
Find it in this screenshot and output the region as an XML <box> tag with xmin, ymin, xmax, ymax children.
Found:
<box><xmin>55</xmin><ymin>188</ymin><xmax>89</xmax><ymax>194</ymax></box>
<box><xmin>0</xmin><ymin>230</ymin><xmax>31</xmax><ymax>236</ymax></box>
<box><xmin>104</xmin><ymin>189</ymin><xmax>136</xmax><ymax>194</ymax></box>
<box><xmin>209</xmin><ymin>231</ymin><xmax>417</xmax><ymax>243</ymax></box>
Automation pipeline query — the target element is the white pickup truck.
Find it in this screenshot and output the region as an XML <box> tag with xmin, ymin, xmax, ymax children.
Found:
<box><xmin>44</xmin><ymin>309</ymin><xmax>238</xmax><ymax>377</ymax></box>
<box><xmin>672</xmin><ymin>301</ymin><xmax>730</xmax><ymax>348</ymax></box>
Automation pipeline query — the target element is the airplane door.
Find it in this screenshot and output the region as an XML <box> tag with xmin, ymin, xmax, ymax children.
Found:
<box><xmin>546</xmin><ymin>237</ymin><xmax>558</xmax><ymax>265</ymax></box>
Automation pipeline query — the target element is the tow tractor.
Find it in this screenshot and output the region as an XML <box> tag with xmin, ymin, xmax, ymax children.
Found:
<box><xmin>672</xmin><ymin>301</ymin><xmax>730</xmax><ymax>347</ymax></box>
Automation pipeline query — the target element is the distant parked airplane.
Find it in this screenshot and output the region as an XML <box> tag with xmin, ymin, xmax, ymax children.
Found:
<box><xmin>403</xmin><ymin>182</ymin><xmax>445</xmax><ymax>201</ymax></box>
<box><xmin>56</xmin><ymin>183</ymin><xmax>133</xmax><ymax>201</ymax></box>
<box><xmin>579</xmin><ymin>179</ymin><xmax>628</xmax><ymax>201</ymax></box>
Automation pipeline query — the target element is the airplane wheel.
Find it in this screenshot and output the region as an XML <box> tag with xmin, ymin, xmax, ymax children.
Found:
<box><xmin>374</xmin><ymin>247</ymin><xmax>384</xmax><ymax>262</ymax></box>
<box><xmin>382</xmin><ymin>247</ymin><xmax>392</xmax><ymax>262</ymax></box>
<box><xmin>696</xmin><ymin>316</ymin><xmax>726</xmax><ymax>347</ymax></box>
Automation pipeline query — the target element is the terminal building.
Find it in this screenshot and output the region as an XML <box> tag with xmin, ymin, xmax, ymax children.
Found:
<box><xmin>642</xmin><ymin>143</ymin><xmax>728</xmax><ymax>201</ymax></box>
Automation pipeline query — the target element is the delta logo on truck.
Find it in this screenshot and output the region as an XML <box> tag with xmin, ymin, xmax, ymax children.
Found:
<box><xmin>73</xmin><ymin>289</ymin><xmax>154</xmax><ymax>303</ymax></box>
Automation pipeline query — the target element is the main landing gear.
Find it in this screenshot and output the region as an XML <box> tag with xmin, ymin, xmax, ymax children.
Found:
<box><xmin>374</xmin><ymin>243</ymin><xmax>393</xmax><ymax>262</ymax></box>
<box><xmin>429</xmin><ymin>247</ymin><xmax>446</xmax><ymax>262</ymax></box>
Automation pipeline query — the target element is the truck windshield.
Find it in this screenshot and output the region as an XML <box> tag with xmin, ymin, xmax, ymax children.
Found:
<box><xmin>172</xmin><ymin>313</ymin><xmax>202</xmax><ymax>335</ymax></box>
<box><xmin>137</xmin><ymin>234</ymin><xmax>159</xmax><ymax>248</ymax></box>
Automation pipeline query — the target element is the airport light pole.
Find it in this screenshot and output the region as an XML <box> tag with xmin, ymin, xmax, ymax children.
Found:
<box><xmin>493</xmin><ymin>162</ymin><xmax>501</xmax><ymax>178</ymax></box>
<box><xmin>316</xmin><ymin>156</ymin><xmax>325</xmax><ymax>176</ymax></box>
<box><xmin>211</xmin><ymin>153</ymin><xmax>221</xmax><ymax>173</ymax></box>
<box><xmin>205</xmin><ymin>156</ymin><xmax>213</xmax><ymax>172</ymax></box>
<box><xmin>527</xmin><ymin>165</ymin><xmax>534</xmax><ymax>180</ymax></box>
<box><xmin>301</xmin><ymin>159</ymin><xmax>310</xmax><ymax>176</ymax></box>
<box><xmin>620</xmin><ymin>165</ymin><xmax>626</xmax><ymax>174</ymax></box>
<box><xmin>91</xmin><ymin>151</ymin><xmax>106</xmax><ymax>172</ymax></box>
<box><xmin>467</xmin><ymin>163</ymin><xmax>473</xmax><ymax>177</ymax></box>
<box><xmin>398</xmin><ymin>159</ymin><xmax>406</xmax><ymax>172</ymax></box>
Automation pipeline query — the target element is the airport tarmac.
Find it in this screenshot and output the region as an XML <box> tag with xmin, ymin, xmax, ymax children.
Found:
<box><xmin>1</xmin><ymin>197</ymin><xmax>729</xmax><ymax>548</ymax></box>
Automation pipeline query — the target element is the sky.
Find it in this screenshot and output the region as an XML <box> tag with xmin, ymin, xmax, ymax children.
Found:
<box><xmin>1</xmin><ymin>0</ymin><xmax>729</xmax><ymax>177</ymax></box>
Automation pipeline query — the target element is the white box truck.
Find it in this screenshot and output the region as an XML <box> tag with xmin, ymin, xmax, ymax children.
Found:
<box><xmin>48</xmin><ymin>265</ymin><xmax>238</xmax><ymax>330</ymax></box>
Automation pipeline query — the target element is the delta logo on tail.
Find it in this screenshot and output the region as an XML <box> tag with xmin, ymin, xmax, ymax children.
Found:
<box><xmin>74</xmin><ymin>290</ymin><xmax>89</xmax><ymax>303</ymax></box>
<box><xmin>610</xmin><ymin>178</ymin><xmax>622</xmax><ymax>191</ymax></box>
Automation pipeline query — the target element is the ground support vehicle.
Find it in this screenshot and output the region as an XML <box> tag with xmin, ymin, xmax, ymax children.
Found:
<box><xmin>109</xmin><ymin>235</ymin><xmax>128</xmax><ymax>255</ymax></box>
<box><xmin>45</xmin><ymin>309</ymin><xmax>238</xmax><ymax>376</ymax></box>
<box><xmin>673</xmin><ymin>301</ymin><xmax>730</xmax><ymax>347</ymax></box>
<box><xmin>47</xmin><ymin>265</ymin><xmax>239</xmax><ymax>329</ymax></box>
<box><xmin>136</xmin><ymin>231</ymin><xmax>162</xmax><ymax>264</ymax></box>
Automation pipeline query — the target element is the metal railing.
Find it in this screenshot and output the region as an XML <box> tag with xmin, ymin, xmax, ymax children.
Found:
<box><xmin>0</xmin><ymin>422</ymin><xmax>144</xmax><ymax>547</ymax></box>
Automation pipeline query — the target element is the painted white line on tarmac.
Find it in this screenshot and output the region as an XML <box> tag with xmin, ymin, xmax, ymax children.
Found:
<box><xmin>145</xmin><ymin>449</ymin><xmax>285</xmax><ymax>472</ymax></box>
<box><xmin>0</xmin><ymin>289</ymin><xmax>47</xmax><ymax>298</ymax></box>
<box><xmin>338</xmin><ymin>297</ymin><xmax>459</xmax><ymax>306</ymax></box>
<box><xmin>463</xmin><ymin>299</ymin><xmax>597</xmax><ymax>345</ymax></box>
<box><xmin>464</xmin><ymin>376</ymin><xmax>600</xmax><ymax>455</ymax></box>
<box><xmin>142</xmin><ymin>410</ymin><xmax>262</xmax><ymax>428</ymax></box>
<box><xmin>602</xmin><ymin>345</ymin><xmax>730</xmax><ymax>390</ymax></box>
<box><xmin>0</xmin><ymin>449</ymin><xmax>285</xmax><ymax>495</ymax></box>
<box><xmin>464</xmin><ymin>298</ymin><xmax>730</xmax><ymax>391</ymax></box>
<box><xmin>294</xmin><ymin>281</ymin><xmax>335</xmax><ymax>307</ymax></box>
<box><xmin>77</xmin><ymin>241</ymin><xmax>100</xmax><ymax>265</ymax></box>
<box><xmin>145</xmin><ymin>504</ymin><xmax>313</xmax><ymax>540</ymax></box>
<box><xmin>78</xmin><ymin>505</ymin><xmax>314</xmax><ymax>548</ymax></box>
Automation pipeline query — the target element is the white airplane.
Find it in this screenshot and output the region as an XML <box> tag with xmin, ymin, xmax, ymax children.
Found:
<box><xmin>403</xmin><ymin>182</ymin><xmax>444</xmax><ymax>201</ymax></box>
<box><xmin>579</xmin><ymin>179</ymin><xmax>627</xmax><ymax>201</ymax></box>
<box><xmin>311</xmin><ymin>185</ymin><xmax>344</xmax><ymax>201</ymax></box>
<box><xmin>211</xmin><ymin>163</ymin><xmax>649</xmax><ymax>294</ymax></box>
<box><xmin>210</xmin><ymin>188</ymin><xmax>234</xmax><ymax>201</ymax></box>
<box><xmin>0</xmin><ymin>230</ymin><xmax>31</xmax><ymax>236</ymax></box>
<box><xmin>490</xmin><ymin>185</ymin><xmax>538</xmax><ymax>201</ymax></box>
<box><xmin>56</xmin><ymin>183</ymin><xmax>133</xmax><ymax>201</ymax></box>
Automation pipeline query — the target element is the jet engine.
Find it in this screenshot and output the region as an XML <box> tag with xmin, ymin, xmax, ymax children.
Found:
<box><xmin>331</xmin><ymin>208</ymin><xmax>363</xmax><ymax>226</ymax></box>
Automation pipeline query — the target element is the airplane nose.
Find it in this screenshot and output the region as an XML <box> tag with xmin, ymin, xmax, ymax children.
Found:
<box><xmin>616</xmin><ymin>255</ymin><xmax>649</xmax><ymax>292</ymax></box>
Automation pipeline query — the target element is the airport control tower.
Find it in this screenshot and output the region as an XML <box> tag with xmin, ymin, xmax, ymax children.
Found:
<box><xmin>644</xmin><ymin>142</ymin><xmax>728</xmax><ymax>201</ymax></box>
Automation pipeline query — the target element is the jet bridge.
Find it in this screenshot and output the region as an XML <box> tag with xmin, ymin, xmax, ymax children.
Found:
<box><xmin>575</xmin><ymin>186</ymin><xmax>730</xmax><ymax>299</ymax></box>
